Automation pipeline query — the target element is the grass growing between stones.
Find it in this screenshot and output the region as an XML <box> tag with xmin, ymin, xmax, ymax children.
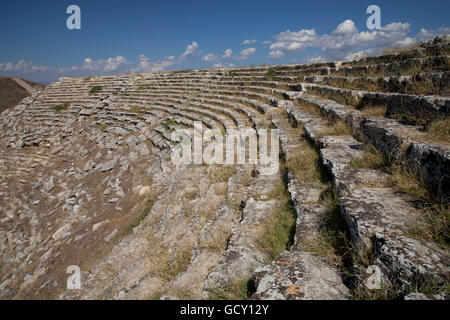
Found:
<box><xmin>349</xmin><ymin>144</ymin><xmax>390</xmax><ymax>170</ymax></box>
<box><xmin>388</xmin><ymin>166</ymin><xmax>448</xmax><ymax>248</ymax></box>
<box><xmin>130</xmin><ymin>106</ymin><xmax>149</xmax><ymax>113</ymax></box>
<box><xmin>158</xmin><ymin>246</ymin><xmax>193</xmax><ymax>282</ymax></box>
<box><xmin>137</xmin><ymin>83</ymin><xmax>153</xmax><ymax>91</ymax></box>
<box><xmin>301</xmin><ymin>189</ymin><xmax>351</xmax><ymax>267</ymax></box>
<box><xmin>407</xmin><ymin>201</ymin><xmax>450</xmax><ymax>249</ymax></box>
<box><xmin>228</xmin><ymin>70</ymin><xmax>237</xmax><ymax>78</ymax></box>
<box><xmin>120</xmin><ymin>187</ymin><xmax>159</xmax><ymax>238</ymax></box>
<box><xmin>350</xmin><ymin>145</ymin><xmax>449</xmax><ymax>249</ymax></box>
<box><xmin>209</xmin><ymin>165</ymin><xmax>236</xmax><ymax>183</ymax></box>
<box><xmin>163</xmin><ymin>118</ymin><xmax>177</xmax><ymax>132</ymax></box>
<box><xmin>258</xmin><ymin>179</ymin><xmax>296</xmax><ymax>262</ymax></box>
<box><xmin>172</xmin><ymin>69</ymin><xmax>193</xmax><ymax>75</ymax></box>
<box><xmin>121</xmin><ymin>206</ymin><xmax>152</xmax><ymax>237</ymax></box>
<box><xmin>359</xmin><ymin>105</ymin><xmax>388</xmax><ymax>117</ymax></box>
<box><xmin>51</xmin><ymin>102</ymin><xmax>69</xmax><ymax>112</ymax></box>
<box><xmin>147</xmin><ymin>291</ymin><xmax>163</xmax><ymax>300</ymax></box>
<box><xmin>317</xmin><ymin>120</ymin><xmax>353</xmax><ymax>138</ymax></box>
<box><xmin>183</xmin><ymin>189</ymin><xmax>198</xmax><ymax>201</ymax></box>
<box><xmin>265</xmin><ymin>67</ymin><xmax>277</xmax><ymax>80</ymax></box>
<box><xmin>421</xmin><ymin>117</ymin><xmax>450</xmax><ymax>143</ymax></box>
<box><xmin>352</xmin><ymin>271</ymin><xmax>450</xmax><ymax>300</ymax></box>
<box><xmin>293</xmin><ymin>99</ymin><xmax>323</xmax><ymax>117</ymax></box>
<box><xmin>284</xmin><ymin>141</ymin><xmax>325</xmax><ymax>185</ymax></box>
<box><xmin>381</xmin><ymin>42</ymin><xmax>422</xmax><ymax>56</ymax></box>
<box><xmin>89</xmin><ymin>86</ymin><xmax>103</xmax><ymax>94</ymax></box>
<box><xmin>208</xmin><ymin>278</ymin><xmax>256</xmax><ymax>300</ymax></box>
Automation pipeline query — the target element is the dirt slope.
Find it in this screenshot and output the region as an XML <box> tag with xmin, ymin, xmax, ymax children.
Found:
<box><xmin>0</xmin><ymin>77</ymin><xmax>44</xmax><ymax>113</ymax></box>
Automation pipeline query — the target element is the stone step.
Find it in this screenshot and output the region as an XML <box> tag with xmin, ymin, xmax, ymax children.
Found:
<box><xmin>302</xmin><ymin>72</ymin><xmax>449</xmax><ymax>96</ymax></box>
<box><xmin>143</xmin><ymin>98</ymin><xmax>237</xmax><ymax>131</ymax></box>
<box><xmin>251</xmin><ymin>251</ymin><xmax>351</xmax><ymax>300</ymax></box>
<box><xmin>301</xmin><ymin>82</ymin><xmax>450</xmax><ymax>122</ymax></box>
<box><xmin>342</xmin><ymin>41</ymin><xmax>450</xmax><ymax>67</ymax></box>
<box><xmin>118</xmin><ymin>101</ymin><xmax>221</xmax><ymax>130</ymax></box>
<box><xmin>120</xmin><ymin>87</ymin><xmax>272</xmax><ymax>113</ymax></box>
<box><xmin>257</xmin><ymin>108</ymin><xmax>351</xmax><ymax>300</ymax></box>
<box><xmin>287</xmin><ymin>93</ymin><xmax>450</xmax><ymax>200</ymax></box>
<box><xmin>319</xmin><ymin>135</ymin><xmax>450</xmax><ymax>288</ymax></box>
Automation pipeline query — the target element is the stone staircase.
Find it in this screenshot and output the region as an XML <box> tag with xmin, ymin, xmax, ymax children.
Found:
<box><xmin>0</xmin><ymin>37</ymin><xmax>448</xmax><ymax>300</ymax></box>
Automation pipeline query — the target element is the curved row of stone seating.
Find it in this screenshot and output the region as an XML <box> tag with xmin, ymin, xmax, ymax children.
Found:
<box><xmin>300</xmin><ymin>82</ymin><xmax>450</xmax><ymax>122</ymax></box>
<box><xmin>286</xmin><ymin>91</ymin><xmax>449</xmax><ymax>201</ymax></box>
<box><xmin>147</xmin><ymin>55</ymin><xmax>448</xmax><ymax>83</ymax></box>
<box><xmin>341</xmin><ymin>40</ymin><xmax>450</xmax><ymax>67</ymax></box>
<box><xmin>278</xmin><ymin>98</ymin><xmax>449</xmax><ymax>294</ymax></box>
<box><xmin>300</xmin><ymin>72</ymin><xmax>450</xmax><ymax>96</ymax></box>
<box><xmin>151</xmin><ymin>71</ymin><xmax>449</xmax><ymax>96</ymax></box>
<box><xmin>122</xmin><ymin>85</ymin><xmax>275</xmax><ymax>113</ymax></box>
<box><xmin>32</xmin><ymin>75</ymin><xmax>136</xmax><ymax>109</ymax></box>
<box><xmin>119</xmin><ymin>91</ymin><xmax>249</xmax><ymax>128</ymax></box>
<box><xmin>116</xmin><ymin>90</ymin><xmax>241</xmax><ymax>131</ymax></box>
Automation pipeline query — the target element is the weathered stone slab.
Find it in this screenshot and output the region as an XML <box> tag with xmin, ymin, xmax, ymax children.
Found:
<box><xmin>252</xmin><ymin>251</ymin><xmax>350</xmax><ymax>300</ymax></box>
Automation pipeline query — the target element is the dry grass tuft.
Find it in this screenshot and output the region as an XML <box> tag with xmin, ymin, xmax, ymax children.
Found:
<box><xmin>317</xmin><ymin>120</ymin><xmax>353</xmax><ymax>138</ymax></box>
<box><xmin>208</xmin><ymin>278</ymin><xmax>255</xmax><ymax>300</ymax></box>
<box><xmin>158</xmin><ymin>246</ymin><xmax>193</xmax><ymax>282</ymax></box>
<box><xmin>51</xmin><ymin>102</ymin><xmax>69</xmax><ymax>112</ymax></box>
<box><xmin>301</xmin><ymin>189</ymin><xmax>350</xmax><ymax>266</ymax></box>
<box><xmin>422</xmin><ymin>118</ymin><xmax>450</xmax><ymax>143</ymax></box>
<box><xmin>350</xmin><ymin>145</ymin><xmax>390</xmax><ymax>170</ymax></box>
<box><xmin>257</xmin><ymin>199</ymin><xmax>296</xmax><ymax>261</ymax></box>
<box><xmin>360</xmin><ymin>105</ymin><xmax>388</xmax><ymax>117</ymax></box>
<box><xmin>209</xmin><ymin>165</ymin><xmax>236</xmax><ymax>183</ymax></box>
<box><xmin>294</xmin><ymin>100</ymin><xmax>323</xmax><ymax>117</ymax></box>
<box><xmin>183</xmin><ymin>189</ymin><xmax>198</xmax><ymax>201</ymax></box>
<box><xmin>285</xmin><ymin>141</ymin><xmax>324</xmax><ymax>185</ymax></box>
<box><xmin>350</xmin><ymin>145</ymin><xmax>449</xmax><ymax>248</ymax></box>
<box><xmin>382</xmin><ymin>43</ymin><xmax>421</xmax><ymax>55</ymax></box>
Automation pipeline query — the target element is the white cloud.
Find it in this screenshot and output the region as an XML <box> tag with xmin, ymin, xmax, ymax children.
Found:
<box><xmin>321</xmin><ymin>22</ymin><xmax>413</xmax><ymax>58</ymax></box>
<box><xmin>222</xmin><ymin>49</ymin><xmax>233</xmax><ymax>59</ymax></box>
<box><xmin>262</xmin><ymin>40</ymin><xmax>272</xmax><ymax>46</ymax></box>
<box><xmin>333</xmin><ymin>19</ymin><xmax>358</xmax><ymax>35</ymax></box>
<box><xmin>131</xmin><ymin>54</ymin><xmax>174</xmax><ymax>73</ymax></box>
<box><xmin>344</xmin><ymin>51</ymin><xmax>367</xmax><ymax>61</ymax></box>
<box><xmin>202</xmin><ymin>53</ymin><xmax>217</xmax><ymax>62</ymax></box>
<box><xmin>58</xmin><ymin>66</ymin><xmax>78</xmax><ymax>73</ymax></box>
<box><xmin>268</xmin><ymin>49</ymin><xmax>284</xmax><ymax>59</ymax></box>
<box><xmin>265</xmin><ymin>19</ymin><xmax>443</xmax><ymax>60</ymax></box>
<box><xmin>241</xmin><ymin>39</ymin><xmax>257</xmax><ymax>45</ymax></box>
<box><xmin>269</xmin><ymin>29</ymin><xmax>318</xmax><ymax>52</ymax></box>
<box><xmin>269</xmin><ymin>19</ymin><xmax>450</xmax><ymax>59</ymax></box>
<box><xmin>306</xmin><ymin>56</ymin><xmax>327</xmax><ymax>64</ymax></box>
<box><xmin>234</xmin><ymin>48</ymin><xmax>256</xmax><ymax>60</ymax></box>
<box><xmin>180</xmin><ymin>41</ymin><xmax>201</xmax><ymax>60</ymax></box>
<box><xmin>82</xmin><ymin>56</ymin><xmax>129</xmax><ymax>72</ymax></box>
<box><xmin>0</xmin><ymin>59</ymin><xmax>48</xmax><ymax>73</ymax></box>
<box><xmin>417</xmin><ymin>26</ymin><xmax>450</xmax><ymax>41</ymax></box>
<box><xmin>241</xmin><ymin>48</ymin><xmax>256</xmax><ymax>56</ymax></box>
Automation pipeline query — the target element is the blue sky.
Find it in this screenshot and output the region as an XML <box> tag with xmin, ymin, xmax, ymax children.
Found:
<box><xmin>1</xmin><ymin>0</ymin><xmax>449</xmax><ymax>83</ymax></box>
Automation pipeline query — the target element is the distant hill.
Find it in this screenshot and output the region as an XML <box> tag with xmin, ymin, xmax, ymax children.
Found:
<box><xmin>0</xmin><ymin>77</ymin><xmax>45</xmax><ymax>113</ymax></box>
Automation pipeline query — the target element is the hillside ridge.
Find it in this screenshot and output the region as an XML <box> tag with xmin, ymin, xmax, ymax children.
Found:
<box><xmin>0</xmin><ymin>77</ymin><xmax>44</xmax><ymax>114</ymax></box>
